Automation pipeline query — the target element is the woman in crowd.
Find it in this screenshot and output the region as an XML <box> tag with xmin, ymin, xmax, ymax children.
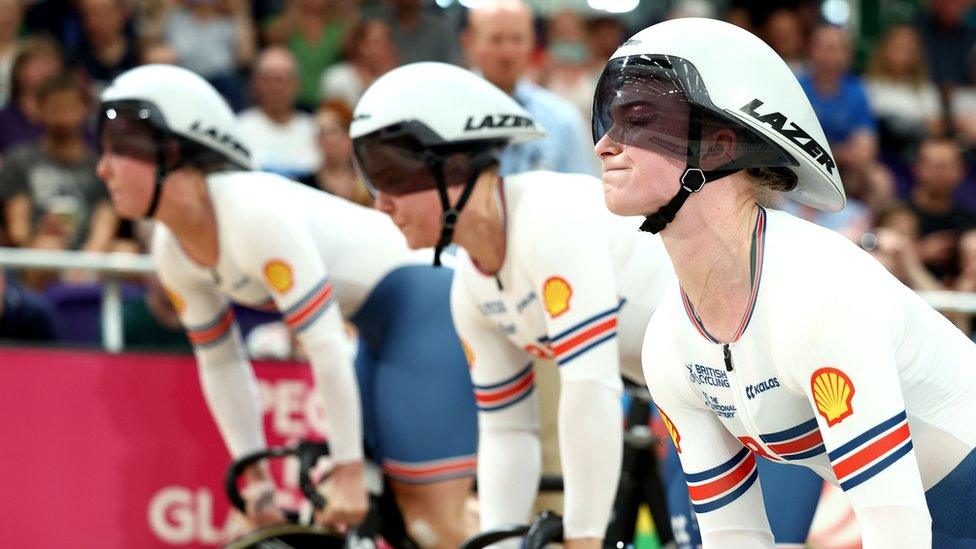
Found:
<box><xmin>865</xmin><ymin>24</ymin><xmax>943</xmax><ymax>161</ymax></box>
<box><xmin>319</xmin><ymin>18</ymin><xmax>398</xmax><ymax>113</ymax></box>
<box><xmin>300</xmin><ymin>100</ymin><xmax>371</xmax><ymax>206</ymax></box>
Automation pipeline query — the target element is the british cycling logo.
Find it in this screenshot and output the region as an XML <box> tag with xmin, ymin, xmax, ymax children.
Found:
<box><xmin>685</xmin><ymin>363</ymin><xmax>730</xmax><ymax>388</ymax></box>
<box><xmin>745</xmin><ymin>377</ymin><xmax>780</xmax><ymax>400</ymax></box>
<box><xmin>479</xmin><ymin>300</ymin><xmax>506</xmax><ymax>315</ymax></box>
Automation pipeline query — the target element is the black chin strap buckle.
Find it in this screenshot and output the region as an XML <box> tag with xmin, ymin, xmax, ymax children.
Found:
<box><xmin>431</xmin><ymin>149</ymin><xmax>498</xmax><ymax>268</ymax></box>
<box><xmin>638</xmin><ymin>167</ymin><xmax>704</xmax><ymax>234</ymax></box>
<box><xmin>681</xmin><ymin>168</ymin><xmax>706</xmax><ymax>193</ymax></box>
<box><xmin>441</xmin><ymin>208</ymin><xmax>460</xmax><ymax>229</ymax></box>
<box><xmin>434</xmin><ymin>209</ymin><xmax>459</xmax><ymax>267</ymax></box>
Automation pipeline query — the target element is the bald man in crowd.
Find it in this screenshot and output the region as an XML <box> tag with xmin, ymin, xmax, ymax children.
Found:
<box><xmin>463</xmin><ymin>0</ymin><xmax>599</xmax><ymax>176</ymax></box>
<box><xmin>237</xmin><ymin>47</ymin><xmax>321</xmax><ymax>180</ymax></box>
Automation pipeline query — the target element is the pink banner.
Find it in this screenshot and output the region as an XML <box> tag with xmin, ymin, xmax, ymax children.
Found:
<box><xmin>0</xmin><ymin>347</ymin><xmax>325</xmax><ymax>548</ymax></box>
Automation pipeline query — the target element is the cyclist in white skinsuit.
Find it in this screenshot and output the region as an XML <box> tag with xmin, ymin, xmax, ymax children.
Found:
<box><xmin>593</xmin><ymin>18</ymin><xmax>976</xmax><ymax>548</ymax></box>
<box><xmin>349</xmin><ymin>62</ymin><xmax>674</xmax><ymax>548</ymax></box>
<box><xmin>97</xmin><ymin>65</ymin><xmax>480</xmax><ymax>547</ymax></box>
<box><xmin>448</xmin><ymin>172</ymin><xmax>672</xmax><ymax>545</ymax></box>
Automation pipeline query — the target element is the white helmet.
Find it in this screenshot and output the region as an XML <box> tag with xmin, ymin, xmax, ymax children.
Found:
<box><xmin>592</xmin><ymin>18</ymin><xmax>845</xmax><ymax>233</ymax></box>
<box><xmin>350</xmin><ymin>62</ymin><xmax>545</xmax><ymax>265</ymax></box>
<box><xmin>351</xmin><ymin>62</ymin><xmax>544</xmax><ymax>149</ymax></box>
<box><xmin>99</xmin><ymin>65</ymin><xmax>252</xmax><ymax>217</ymax></box>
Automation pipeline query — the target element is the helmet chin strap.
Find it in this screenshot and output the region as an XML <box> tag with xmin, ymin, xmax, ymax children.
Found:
<box><xmin>638</xmin><ymin>106</ymin><xmax>739</xmax><ymax>234</ymax></box>
<box><xmin>143</xmin><ymin>129</ymin><xmax>171</xmax><ymax>219</ymax></box>
<box><xmin>432</xmin><ymin>151</ymin><xmax>498</xmax><ymax>267</ymax></box>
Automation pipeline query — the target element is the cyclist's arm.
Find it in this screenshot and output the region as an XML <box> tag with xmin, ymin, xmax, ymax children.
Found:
<box><xmin>451</xmin><ymin>269</ymin><xmax>541</xmax><ymax>533</ymax></box>
<box><xmin>527</xmin><ymin>207</ymin><xmax>624</xmax><ymax>541</ymax></box>
<box><xmin>233</xmin><ymin>209</ymin><xmax>364</xmax><ymax>465</ymax></box>
<box><xmin>788</xmin><ymin>283</ymin><xmax>930</xmax><ymax>548</ymax></box>
<box><xmin>153</xmin><ymin>232</ymin><xmax>264</xmax><ymax>459</ymax></box>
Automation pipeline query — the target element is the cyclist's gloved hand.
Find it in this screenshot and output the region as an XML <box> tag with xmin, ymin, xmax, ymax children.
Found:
<box><xmin>241</xmin><ymin>462</ymin><xmax>288</xmax><ymax>528</ymax></box>
<box><xmin>314</xmin><ymin>460</ymin><xmax>369</xmax><ymax>530</ymax></box>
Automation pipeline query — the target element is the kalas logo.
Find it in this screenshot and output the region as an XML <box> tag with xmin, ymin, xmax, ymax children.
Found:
<box><xmin>745</xmin><ymin>377</ymin><xmax>780</xmax><ymax>400</ymax></box>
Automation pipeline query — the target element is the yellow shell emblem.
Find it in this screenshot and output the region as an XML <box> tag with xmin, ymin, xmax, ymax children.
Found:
<box><xmin>263</xmin><ymin>260</ymin><xmax>295</xmax><ymax>295</ymax></box>
<box><xmin>542</xmin><ymin>276</ymin><xmax>573</xmax><ymax>318</ymax></box>
<box><xmin>811</xmin><ymin>367</ymin><xmax>855</xmax><ymax>427</ymax></box>
<box><xmin>164</xmin><ymin>287</ymin><xmax>186</xmax><ymax>314</ymax></box>
<box><xmin>658</xmin><ymin>407</ymin><xmax>681</xmax><ymax>453</ymax></box>
<box><xmin>460</xmin><ymin>338</ymin><xmax>475</xmax><ymax>368</ymax></box>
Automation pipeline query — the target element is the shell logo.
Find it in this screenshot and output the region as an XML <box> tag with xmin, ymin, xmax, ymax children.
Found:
<box><xmin>811</xmin><ymin>367</ymin><xmax>855</xmax><ymax>427</ymax></box>
<box><xmin>542</xmin><ymin>276</ymin><xmax>573</xmax><ymax>318</ymax></box>
<box><xmin>658</xmin><ymin>406</ymin><xmax>681</xmax><ymax>453</ymax></box>
<box><xmin>460</xmin><ymin>338</ymin><xmax>475</xmax><ymax>369</ymax></box>
<box><xmin>164</xmin><ymin>287</ymin><xmax>186</xmax><ymax>314</ymax></box>
<box><xmin>263</xmin><ymin>260</ymin><xmax>294</xmax><ymax>295</ymax></box>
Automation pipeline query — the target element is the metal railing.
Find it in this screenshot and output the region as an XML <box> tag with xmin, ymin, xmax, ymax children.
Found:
<box><xmin>916</xmin><ymin>290</ymin><xmax>976</xmax><ymax>314</ymax></box>
<box><xmin>1</xmin><ymin>246</ymin><xmax>975</xmax><ymax>353</ymax></box>
<box><xmin>0</xmin><ymin>247</ymin><xmax>155</xmax><ymax>353</ymax></box>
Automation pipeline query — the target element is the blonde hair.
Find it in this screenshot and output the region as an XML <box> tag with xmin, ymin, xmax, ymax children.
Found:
<box><xmin>745</xmin><ymin>167</ymin><xmax>796</xmax><ymax>206</ymax></box>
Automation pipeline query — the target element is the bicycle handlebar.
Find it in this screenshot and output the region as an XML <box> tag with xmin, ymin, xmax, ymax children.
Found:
<box><xmin>224</xmin><ymin>440</ymin><xmax>332</xmax><ymax>519</ymax></box>
<box><xmin>459</xmin><ymin>511</ymin><xmax>564</xmax><ymax>549</ymax></box>
<box><xmin>524</xmin><ymin>511</ymin><xmax>564</xmax><ymax>549</ymax></box>
<box><xmin>297</xmin><ymin>441</ymin><xmax>331</xmax><ymax>509</ymax></box>
<box><xmin>459</xmin><ymin>524</ymin><xmax>531</xmax><ymax>549</ymax></box>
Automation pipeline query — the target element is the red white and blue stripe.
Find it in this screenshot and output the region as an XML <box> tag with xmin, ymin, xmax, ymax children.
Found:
<box><xmin>281</xmin><ymin>278</ymin><xmax>336</xmax><ymax>333</ymax></box>
<box><xmin>829</xmin><ymin>411</ymin><xmax>913</xmax><ymax>491</ymax></box>
<box><xmin>383</xmin><ymin>454</ymin><xmax>478</xmax><ymax>484</ymax></box>
<box><xmin>686</xmin><ymin>448</ymin><xmax>759</xmax><ymax>513</ymax></box>
<box><xmin>186</xmin><ymin>306</ymin><xmax>236</xmax><ymax>348</ymax></box>
<box><xmin>760</xmin><ymin>418</ymin><xmax>826</xmax><ymax>461</ymax></box>
<box><xmin>681</xmin><ymin>206</ymin><xmax>766</xmax><ymax>344</ymax></box>
<box><xmin>547</xmin><ymin>300</ymin><xmax>624</xmax><ymax>366</ymax></box>
<box><xmin>474</xmin><ymin>362</ymin><xmax>535</xmax><ymax>412</ymax></box>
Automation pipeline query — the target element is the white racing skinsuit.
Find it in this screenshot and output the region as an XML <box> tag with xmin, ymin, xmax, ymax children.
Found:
<box><xmin>644</xmin><ymin>206</ymin><xmax>976</xmax><ymax>548</ymax></box>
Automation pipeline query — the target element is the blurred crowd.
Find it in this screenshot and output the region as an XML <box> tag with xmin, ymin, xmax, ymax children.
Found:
<box><xmin>4</xmin><ymin>0</ymin><xmax>976</xmax><ymax>345</ymax></box>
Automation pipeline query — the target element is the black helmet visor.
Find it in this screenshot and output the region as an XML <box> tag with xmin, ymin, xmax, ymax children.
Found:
<box><xmin>352</xmin><ymin>120</ymin><xmax>505</xmax><ymax>197</ymax></box>
<box><xmin>592</xmin><ymin>55</ymin><xmax>797</xmax><ymax>171</ymax></box>
<box><xmin>98</xmin><ymin>100</ymin><xmax>167</xmax><ymax>162</ymax></box>
<box><xmin>352</xmin><ymin>121</ymin><xmax>441</xmax><ymax>197</ymax></box>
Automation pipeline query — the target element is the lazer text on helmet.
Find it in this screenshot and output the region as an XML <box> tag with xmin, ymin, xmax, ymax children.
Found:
<box><xmin>189</xmin><ymin>120</ymin><xmax>250</xmax><ymax>158</ymax></box>
<box><xmin>464</xmin><ymin>114</ymin><xmax>535</xmax><ymax>132</ymax></box>
<box><xmin>739</xmin><ymin>99</ymin><xmax>835</xmax><ymax>175</ymax></box>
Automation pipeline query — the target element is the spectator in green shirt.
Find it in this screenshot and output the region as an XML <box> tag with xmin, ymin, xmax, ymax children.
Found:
<box><xmin>264</xmin><ymin>0</ymin><xmax>357</xmax><ymax>110</ymax></box>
